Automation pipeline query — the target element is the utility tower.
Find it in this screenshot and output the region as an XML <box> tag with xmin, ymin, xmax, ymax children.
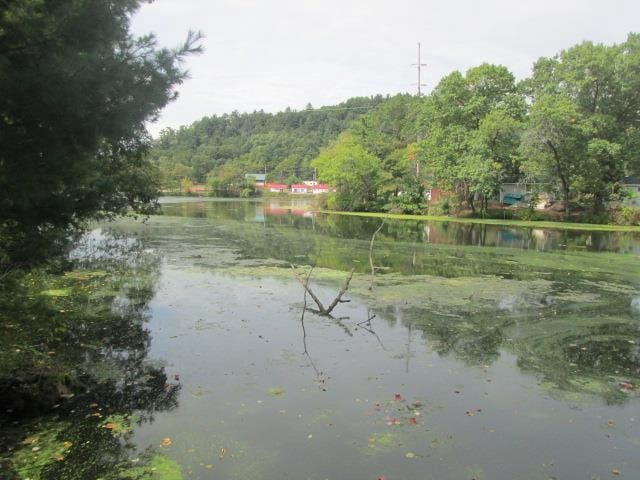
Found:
<box><xmin>412</xmin><ymin>42</ymin><xmax>427</xmax><ymax>178</ymax></box>
<box><xmin>412</xmin><ymin>42</ymin><xmax>427</xmax><ymax>96</ymax></box>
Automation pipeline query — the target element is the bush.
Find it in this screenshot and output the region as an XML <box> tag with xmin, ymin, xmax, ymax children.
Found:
<box><xmin>428</xmin><ymin>198</ymin><xmax>450</xmax><ymax>216</ymax></box>
<box><xmin>613</xmin><ymin>206</ymin><xmax>640</xmax><ymax>226</ymax></box>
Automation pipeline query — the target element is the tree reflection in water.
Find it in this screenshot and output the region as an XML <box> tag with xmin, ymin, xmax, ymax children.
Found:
<box><xmin>0</xmin><ymin>230</ymin><xmax>181</xmax><ymax>479</ymax></box>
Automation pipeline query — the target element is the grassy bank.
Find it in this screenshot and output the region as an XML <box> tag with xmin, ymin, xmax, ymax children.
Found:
<box><xmin>317</xmin><ymin>210</ymin><xmax>640</xmax><ymax>232</ymax></box>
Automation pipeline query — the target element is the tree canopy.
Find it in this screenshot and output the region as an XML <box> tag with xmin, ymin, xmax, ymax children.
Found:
<box><xmin>150</xmin><ymin>96</ymin><xmax>388</xmax><ymax>189</ymax></box>
<box><xmin>0</xmin><ymin>0</ymin><xmax>202</xmax><ymax>266</ymax></box>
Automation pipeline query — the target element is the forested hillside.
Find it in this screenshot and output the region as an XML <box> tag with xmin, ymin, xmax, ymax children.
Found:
<box><xmin>152</xmin><ymin>34</ymin><xmax>640</xmax><ymax>223</ymax></box>
<box><xmin>150</xmin><ymin>95</ymin><xmax>388</xmax><ymax>187</ymax></box>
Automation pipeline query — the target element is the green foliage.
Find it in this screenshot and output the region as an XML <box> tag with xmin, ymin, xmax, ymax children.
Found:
<box><xmin>118</xmin><ymin>454</ymin><xmax>184</xmax><ymax>480</ymax></box>
<box><xmin>419</xmin><ymin>64</ymin><xmax>525</xmax><ymax>213</ymax></box>
<box><xmin>312</xmin><ymin>133</ymin><xmax>385</xmax><ymax>211</ymax></box>
<box><xmin>180</xmin><ymin>178</ymin><xmax>194</xmax><ymax>194</ymax></box>
<box><xmin>386</xmin><ymin>177</ymin><xmax>427</xmax><ymax>214</ymax></box>
<box><xmin>151</xmin><ymin>96</ymin><xmax>388</xmax><ymax>187</ymax></box>
<box><xmin>522</xmin><ymin>34</ymin><xmax>640</xmax><ymax>216</ymax></box>
<box><xmin>0</xmin><ymin>0</ymin><xmax>202</xmax><ymax>266</ymax></box>
<box><xmin>150</xmin><ymin>35</ymin><xmax>640</xmax><ymax>223</ymax></box>
<box><xmin>613</xmin><ymin>206</ymin><xmax>640</xmax><ymax>226</ymax></box>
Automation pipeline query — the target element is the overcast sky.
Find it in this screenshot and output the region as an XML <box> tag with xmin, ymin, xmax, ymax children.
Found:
<box><xmin>131</xmin><ymin>0</ymin><xmax>640</xmax><ymax>136</ymax></box>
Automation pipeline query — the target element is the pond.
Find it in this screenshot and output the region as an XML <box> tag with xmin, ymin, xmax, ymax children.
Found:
<box><xmin>2</xmin><ymin>198</ymin><xmax>640</xmax><ymax>480</ymax></box>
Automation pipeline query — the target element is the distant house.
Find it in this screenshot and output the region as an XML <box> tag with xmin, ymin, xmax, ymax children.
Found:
<box><xmin>623</xmin><ymin>176</ymin><xmax>640</xmax><ymax>206</ymax></box>
<box><xmin>189</xmin><ymin>184</ymin><xmax>209</xmax><ymax>195</ymax></box>
<box><xmin>266</xmin><ymin>183</ymin><xmax>287</xmax><ymax>193</ymax></box>
<box><xmin>312</xmin><ymin>184</ymin><xmax>332</xmax><ymax>194</ymax></box>
<box><xmin>427</xmin><ymin>187</ymin><xmax>444</xmax><ymax>203</ymax></box>
<box><xmin>245</xmin><ymin>173</ymin><xmax>266</xmax><ymax>186</ymax></box>
<box><xmin>291</xmin><ymin>184</ymin><xmax>310</xmax><ymax>194</ymax></box>
<box><xmin>303</xmin><ymin>180</ymin><xmax>318</xmax><ymax>186</ymax></box>
<box><xmin>499</xmin><ymin>182</ymin><xmax>552</xmax><ymax>205</ymax></box>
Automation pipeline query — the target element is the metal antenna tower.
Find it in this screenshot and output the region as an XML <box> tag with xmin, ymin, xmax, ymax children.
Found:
<box><xmin>412</xmin><ymin>42</ymin><xmax>427</xmax><ymax>96</ymax></box>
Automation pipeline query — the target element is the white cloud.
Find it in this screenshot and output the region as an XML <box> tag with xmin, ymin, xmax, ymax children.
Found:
<box><xmin>131</xmin><ymin>0</ymin><xmax>640</xmax><ymax>135</ymax></box>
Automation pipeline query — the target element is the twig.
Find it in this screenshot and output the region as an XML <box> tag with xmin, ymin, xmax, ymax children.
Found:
<box><xmin>300</xmin><ymin>267</ymin><xmax>313</xmax><ymax>354</ymax></box>
<box><xmin>299</xmin><ymin>267</ymin><xmax>326</xmax><ymax>389</ymax></box>
<box><xmin>324</xmin><ymin>268</ymin><xmax>355</xmax><ymax>315</ymax></box>
<box><xmin>356</xmin><ymin>310</ymin><xmax>387</xmax><ymax>350</ymax></box>
<box><xmin>356</xmin><ymin>313</ymin><xmax>376</xmax><ymax>326</ymax></box>
<box><xmin>369</xmin><ymin>220</ymin><xmax>386</xmax><ymax>291</ymax></box>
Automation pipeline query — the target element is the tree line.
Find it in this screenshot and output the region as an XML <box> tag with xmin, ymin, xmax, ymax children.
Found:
<box><xmin>150</xmin><ymin>96</ymin><xmax>388</xmax><ymax>194</ymax></box>
<box><xmin>314</xmin><ymin>33</ymin><xmax>640</xmax><ymax>220</ymax></box>
<box><xmin>154</xmin><ymin>34</ymin><xmax>640</xmax><ymax>222</ymax></box>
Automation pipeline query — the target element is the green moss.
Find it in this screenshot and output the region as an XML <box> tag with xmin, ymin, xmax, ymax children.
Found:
<box><xmin>365</xmin><ymin>432</ymin><xmax>399</xmax><ymax>454</ymax></box>
<box><xmin>101</xmin><ymin>413</ymin><xmax>139</xmax><ymax>436</ymax></box>
<box><xmin>222</xmin><ymin>265</ymin><xmax>553</xmax><ymax>314</ymax></box>
<box><xmin>9</xmin><ymin>420</ymin><xmax>72</xmax><ymax>480</ymax></box>
<box><xmin>267</xmin><ymin>387</ymin><xmax>286</xmax><ymax>397</ymax></box>
<box><xmin>41</xmin><ymin>288</ymin><xmax>73</xmax><ymax>297</ymax></box>
<box><xmin>119</xmin><ymin>454</ymin><xmax>183</xmax><ymax>480</ymax></box>
<box><xmin>63</xmin><ymin>270</ymin><xmax>109</xmax><ymax>281</ymax></box>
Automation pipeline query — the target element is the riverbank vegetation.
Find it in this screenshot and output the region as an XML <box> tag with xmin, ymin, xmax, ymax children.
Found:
<box><xmin>0</xmin><ymin>2</ymin><xmax>199</xmax><ymax>477</ymax></box>
<box><xmin>0</xmin><ymin>0</ymin><xmax>201</xmax><ymax>270</ymax></box>
<box><xmin>153</xmin><ymin>34</ymin><xmax>640</xmax><ymax>225</ymax></box>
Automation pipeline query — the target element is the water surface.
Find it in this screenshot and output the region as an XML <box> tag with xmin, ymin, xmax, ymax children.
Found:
<box><xmin>4</xmin><ymin>198</ymin><xmax>640</xmax><ymax>480</ymax></box>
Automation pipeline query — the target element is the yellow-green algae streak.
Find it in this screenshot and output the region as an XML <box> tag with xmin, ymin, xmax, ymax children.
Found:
<box><xmin>11</xmin><ymin>421</ymin><xmax>73</xmax><ymax>480</ymax></box>
<box><xmin>318</xmin><ymin>209</ymin><xmax>640</xmax><ymax>232</ymax></box>
<box><xmin>219</xmin><ymin>261</ymin><xmax>640</xmax><ymax>404</ymax></box>
<box><xmin>116</xmin><ymin>455</ymin><xmax>183</xmax><ymax>480</ymax></box>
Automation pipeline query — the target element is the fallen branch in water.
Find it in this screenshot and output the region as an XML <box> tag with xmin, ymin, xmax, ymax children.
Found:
<box><xmin>299</xmin><ymin>267</ymin><xmax>327</xmax><ymax>388</ymax></box>
<box><xmin>291</xmin><ymin>264</ymin><xmax>354</xmax><ymax>317</ymax></box>
<box><xmin>368</xmin><ymin>220</ymin><xmax>386</xmax><ymax>291</ymax></box>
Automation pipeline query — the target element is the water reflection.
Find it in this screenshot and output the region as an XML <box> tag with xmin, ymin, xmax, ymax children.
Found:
<box><xmin>152</xmin><ymin>199</ymin><xmax>640</xmax><ymax>406</ymax></box>
<box><xmin>5</xmin><ymin>199</ymin><xmax>637</xmax><ymax>480</ymax></box>
<box><xmin>161</xmin><ymin>198</ymin><xmax>640</xmax><ymax>253</ymax></box>
<box><xmin>0</xmin><ymin>231</ymin><xmax>180</xmax><ymax>479</ymax></box>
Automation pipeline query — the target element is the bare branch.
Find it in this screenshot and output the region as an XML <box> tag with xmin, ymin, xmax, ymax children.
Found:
<box><xmin>369</xmin><ymin>220</ymin><xmax>386</xmax><ymax>291</ymax></box>
<box><xmin>324</xmin><ymin>268</ymin><xmax>355</xmax><ymax>315</ymax></box>
<box><xmin>291</xmin><ymin>264</ymin><xmax>327</xmax><ymax>313</ymax></box>
<box><xmin>291</xmin><ymin>264</ymin><xmax>354</xmax><ymax>317</ymax></box>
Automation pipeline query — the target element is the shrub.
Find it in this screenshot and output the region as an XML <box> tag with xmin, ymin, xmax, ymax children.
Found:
<box><xmin>613</xmin><ymin>206</ymin><xmax>640</xmax><ymax>226</ymax></box>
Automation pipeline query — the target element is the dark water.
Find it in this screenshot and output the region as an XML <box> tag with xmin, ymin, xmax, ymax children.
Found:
<box><xmin>2</xmin><ymin>198</ymin><xmax>640</xmax><ymax>480</ymax></box>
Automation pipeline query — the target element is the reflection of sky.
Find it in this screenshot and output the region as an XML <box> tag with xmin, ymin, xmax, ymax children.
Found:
<box><xmin>160</xmin><ymin>199</ymin><xmax>640</xmax><ymax>254</ymax></box>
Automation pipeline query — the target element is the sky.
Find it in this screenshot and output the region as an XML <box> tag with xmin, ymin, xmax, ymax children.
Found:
<box><xmin>131</xmin><ymin>0</ymin><xmax>640</xmax><ymax>136</ymax></box>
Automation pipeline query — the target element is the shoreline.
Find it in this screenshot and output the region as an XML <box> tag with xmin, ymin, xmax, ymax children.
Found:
<box><xmin>315</xmin><ymin>209</ymin><xmax>640</xmax><ymax>233</ymax></box>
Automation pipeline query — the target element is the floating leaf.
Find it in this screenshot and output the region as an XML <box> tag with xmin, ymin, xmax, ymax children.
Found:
<box><xmin>161</xmin><ymin>437</ymin><xmax>172</xmax><ymax>447</ymax></box>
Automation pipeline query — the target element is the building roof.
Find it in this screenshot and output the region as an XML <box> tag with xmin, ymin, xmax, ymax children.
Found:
<box><xmin>313</xmin><ymin>184</ymin><xmax>331</xmax><ymax>189</ymax></box>
<box><xmin>266</xmin><ymin>183</ymin><xmax>287</xmax><ymax>189</ymax></box>
<box><xmin>291</xmin><ymin>184</ymin><xmax>309</xmax><ymax>189</ymax></box>
<box><xmin>245</xmin><ymin>173</ymin><xmax>266</xmax><ymax>181</ymax></box>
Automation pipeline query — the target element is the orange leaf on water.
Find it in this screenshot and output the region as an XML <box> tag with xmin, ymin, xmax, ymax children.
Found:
<box><xmin>161</xmin><ymin>437</ymin><xmax>172</xmax><ymax>447</ymax></box>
